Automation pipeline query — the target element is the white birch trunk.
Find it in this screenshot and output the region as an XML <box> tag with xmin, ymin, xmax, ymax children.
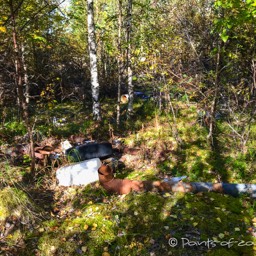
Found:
<box><xmin>127</xmin><ymin>0</ymin><xmax>133</xmax><ymax>117</ymax></box>
<box><xmin>116</xmin><ymin>0</ymin><xmax>122</xmax><ymax>126</ymax></box>
<box><xmin>21</xmin><ymin>43</ymin><xmax>29</xmax><ymax>104</ymax></box>
<box><xmin>87</xmin><ymin>0</ymin><xmax>101</xmax><ymax>121</ymax></box>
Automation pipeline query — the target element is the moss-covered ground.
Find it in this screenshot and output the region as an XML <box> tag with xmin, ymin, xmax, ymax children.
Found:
<box><xmin>0</xmin><ymin>99</ymin><xmax>256</xmax><ymax>255</ymax></box>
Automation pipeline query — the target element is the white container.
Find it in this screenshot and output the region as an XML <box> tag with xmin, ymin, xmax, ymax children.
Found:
<box><xmin>56</xmin><ymin>158</ymin><xmax>101</xmax><ymax>186</ymax></box>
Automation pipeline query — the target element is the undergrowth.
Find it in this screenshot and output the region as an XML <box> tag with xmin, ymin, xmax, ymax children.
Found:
<box><xmin>0</xmin><ymin>99</ymin><xmax>256</xmax><ymax>255</ymax></box>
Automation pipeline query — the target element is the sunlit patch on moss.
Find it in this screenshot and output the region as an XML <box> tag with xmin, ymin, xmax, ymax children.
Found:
<box><xmin>0</xmin><ymin>187</ymin><xmax>38</xmax><ymax>222</ymax></box>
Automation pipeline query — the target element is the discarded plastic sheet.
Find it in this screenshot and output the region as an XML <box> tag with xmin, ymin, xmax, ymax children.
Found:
<box><xmin>56</xmin><ymin>158</ymin><xmax>101</xmax><ymax>186</ymax></box>
<box><xmin>163</xmin><ymin>176</ymin><xmax>187</xmax><ymax>184</ymax></box>
<box><xmin>61</xmin><ymin>140</ymin><xmax>73</xmax><ymax>154</ymax></box>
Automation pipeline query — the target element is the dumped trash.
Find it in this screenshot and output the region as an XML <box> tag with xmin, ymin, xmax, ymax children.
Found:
<box><xmin>163</xmin><ymin>176</ymin><xmax>187</xmax><ymax>184</ymax></box>
<box><xmin>151</xmin><ymin>181</ymin><xmax>256</xmax><ymax>198</ymax></box>
<box><xmin>65</xmin><ymin>142</ymin><xmax>113</xmax><ymax>162</ymax></box>
<box><xmin>190</xmin><ymin>182</ymin><xmax>256</xmax><ymax>198</ymax></box>
<box><xmin>121</xmin><ymin>91</ymin><xmax>151</xmax><ymax>104</ymax></box>
<box><xmin>61</xmin><ymin>140</ymin><xmax>72</xmax><ymax>154</ymax></box>
<box><xmin>134</xmin><ymin>91</ymin><xmax>151</xmax><ymax>100</ymax></box>
<box><xmin>56</xmin><ymin>158</ymin><xmax>102</xmax><ymax>186</ymax></box>
<box><xmin>98</xmin><ymin>165</ymin><xmax>256</xmax><ymax>198</ymax></box>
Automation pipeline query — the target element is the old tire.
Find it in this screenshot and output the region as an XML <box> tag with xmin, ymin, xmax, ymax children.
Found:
<box><xmin>66</xmin><ymin>142</ymin><xmax>113</xmax><ymax>162</ymax></box>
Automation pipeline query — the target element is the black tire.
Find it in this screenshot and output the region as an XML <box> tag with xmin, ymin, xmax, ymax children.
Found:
<box><xmin>66</xmin><ymin>142</ymin><xmax>113</xmax><ymax>162</ymax></box>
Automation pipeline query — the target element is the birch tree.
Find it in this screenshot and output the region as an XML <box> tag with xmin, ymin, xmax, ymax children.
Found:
<box><xmin>126</xmin><ymin>0</ymin><xmax>133</xmax><ymax>117</ymax></box>
<box><xmin>116</xmin><ymin>0</ymin><xmax>123</xmax><ymax>126</ymax></box>
<box><xmin>87</xmin><ymin>0</ymin><xmax>101</xmax><ymax>121</ymax></box>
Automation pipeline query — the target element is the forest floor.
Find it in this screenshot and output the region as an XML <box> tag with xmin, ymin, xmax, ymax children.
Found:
<box><xmin>0</xmin><ymin>99</ymin><xmax>256</xmax><ymax>256</ymax></box>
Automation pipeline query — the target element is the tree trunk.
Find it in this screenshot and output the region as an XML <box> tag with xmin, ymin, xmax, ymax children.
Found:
<box><xmin>87</xmin><ymin>0</ymin><xmax>101</xmax><ymax>121</ymax></box>
<box><xmin>116</xmin><ymin>0</ymin><xmax>123</xmax><ymax>126</ymax></box>
<box><xmin>21</xmin><ymin>43</ymin><xmax>29</xmax><ymax>104</ymax></box>
<box><xmin>127</xmin><ymin>0</ymin><xmax>133</xmax><ymax>118</ymax></box>
<box><xmin>9</xmin><ymin>0</ymin><xmax>35</xmax><ymax>174</ymax></box>
<box><xmin>207</xmin><ymin>42</ymin><xmax>221</xmax><ymax>146</ymax></box>
<box><xmin>9</xmin><ymin>0</ymin><xmax>24</xmax><ymax>116</ymax></box>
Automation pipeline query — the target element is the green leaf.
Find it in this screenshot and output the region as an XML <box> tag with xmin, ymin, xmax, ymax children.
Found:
<box><xmin>32</xmin><ymin>34</ymin><xmax>47</xmax><ymax>43</ymax></box>
<box><xmin>220</xmin><ymin>32</ymin><xmax>229</xmax><ymax>43</ymax></box>
<box><xmin>218</xmin><ymin>233</ymin><xmax>225</xmax><ymax>239</ymax></box>
<box><xmin>215</xmin><ymin>0</ymin><xmax>222</xmax><ymax>7</ymax></box>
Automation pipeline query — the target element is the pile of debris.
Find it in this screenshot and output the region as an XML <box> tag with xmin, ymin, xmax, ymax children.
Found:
<box><xmin>0</xmin><ymin>136</ymin><xmax>64</xmax><ymax>165</ymax></box>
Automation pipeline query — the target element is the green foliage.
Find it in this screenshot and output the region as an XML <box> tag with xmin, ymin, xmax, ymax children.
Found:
<box><xmin>213</xmin><ymin>0</ymin><xmax>256</xmax><ymax>86</ymax></box>
<box><xmin>0</xmin><ymin>100</ymin><xmax>256</xmax><ymax>255</ymax></box>
<box><xmin>2</xmin><ymin>121</ymin><xmax>26</xmax><ymax>137</ymax></box>
<box><xmin>1</xmin><ymin>0</ymin><xmax>256</xmax><ymax>253</ymax></box>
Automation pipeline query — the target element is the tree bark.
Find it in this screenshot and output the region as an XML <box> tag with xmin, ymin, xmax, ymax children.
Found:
<box><xmin>87</xmin><ymin>0</ymin><xmax>101</xmax><ymax>121</ymax></box>
<box><xmin>9</xmin><ymin>0</ymin><xmax>35</xmax><ymax>174</ymax></box>
<box><xmin>207</xmin><ymin>42</ymin><xmax>221</xmax><ymax>146</ymax></box>
<box><xmin>126</xmin><ymin>0</ymin><xmax>133</xmax><ymax>118</ymax></box>
<box><xmin>116</xmin><ymin>0</ymin><xmax>123</xmax><ymax>126</ymax></box>
<box><xmin>21</xmin><ymin>43</ymin><xmax>29</xmax><ymax>104</ymax></box>
<box><xmin>9</xmin><ymin>0</ymin><xmax>24</xmax><ymax>116</ymax></box>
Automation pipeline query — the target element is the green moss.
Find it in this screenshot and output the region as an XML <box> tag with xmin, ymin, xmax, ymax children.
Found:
<box><xmin>1</xmin><ymin>101</ymin><xmax>256</xmax><ymax>255</ymax></box>
<box><xmin>0</xmin><ymin>187</ymin><xmax>37</xmax><ymax>221</ymax></box>
<box><xmin>207</xmin><ymin>248</ymin><xmax>242</xmax><ymax>256</ymax></box>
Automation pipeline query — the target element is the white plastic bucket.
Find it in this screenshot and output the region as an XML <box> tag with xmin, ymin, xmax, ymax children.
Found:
<box><xmin>56</xmin><ymin>158</ymin><xmax>101</xmax><ymax>186</ymax></box>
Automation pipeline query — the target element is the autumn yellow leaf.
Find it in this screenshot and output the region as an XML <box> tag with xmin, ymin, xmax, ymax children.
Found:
<box><xmin>91</xmin><ymin>223</ymin><xmax>97</xmax><ymax>230</ymax></box>
<box><xmin>82</xmin><ymin>246</ymin><xmax>87</xmax><ymax>252</ymax></box>
<box><xmin>75</xmin><ymin>210</ymin><xmax>82</xmax><ymax>216</ymax></box>
<box><xmin>0</xmin><ymin>26</ymin><xmax>6</xmax><ymax>33</ymax></box>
